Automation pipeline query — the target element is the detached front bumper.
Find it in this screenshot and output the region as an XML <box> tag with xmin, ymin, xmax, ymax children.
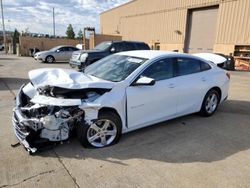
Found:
<box><xmin>69</xmin><ymin>60</ymin><xmax>82</xmax><ymax>67</ymax></box>
<box><xmin>12</xmin><ymin>107</ymin><xmax>37</xmax><ymax>153</ymax></box>
<box><xmin>12</xmin><ymin>85</ymin><xmax>38</xmax><ymax>153</ymax></box>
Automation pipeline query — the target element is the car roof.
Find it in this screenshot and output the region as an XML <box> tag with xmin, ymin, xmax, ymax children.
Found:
<box><xmin>107</xmin><ymin>41</ymin><xmax>147</xmax><ymax>44</ymax></box>
<box><xmin>56</xmin><ymin>45</ymin><xmax>75</xmax><ymax>48</ymax></box>
<box><xmin>116</xmin><ymin>50</ymin><xmax>193</xmax><ymax>59</ymax></box>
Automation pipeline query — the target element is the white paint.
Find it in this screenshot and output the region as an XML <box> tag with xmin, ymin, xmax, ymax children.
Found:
<box><xmin>29</xmin><ymin>68</ymin><xmax>114</xmax><ymax>89</ymax></box>
<box><xmin>193</xmin><ymin>53</ymin><xmax>227</xmax><ymax>64</ymax></box>
<box><xmin>22</xmin><ymin>82</ymin><xmax>37</xmax><ymax>98</ymax></box>
<box><xmin>31</xmin><ymin>95</ymin><xmax>82</xmax><ymax>106</ymax></box>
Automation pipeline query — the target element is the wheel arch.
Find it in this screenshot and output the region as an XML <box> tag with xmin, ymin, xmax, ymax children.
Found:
<box><xmin>98</xmin><ymin>107</ymin><xmax>124</xmax><ymax>127</ymax></box>
<box><xmin>200</xmin><ymin>86</ymin><xmax>222</xmax><ymax>109</ymax></box>
<box><xmin>98</xmin><ymin>107</ymin><xmax>121</xmax><ymax>120</ymax></box>
<box><xmin>209</xmin><ymin>86</ymin><xmax>222</xmax><ymax>102</ymax></box>
<box><xmin>45</xmin><ymin>55</ymin><xmax>55</xmax><ymax>62</ymax></box>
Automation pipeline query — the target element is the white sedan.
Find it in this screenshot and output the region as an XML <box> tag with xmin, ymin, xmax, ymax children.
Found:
<box><xmin>12</xmin><ymin>51</ymin><xmax>230</xmax><ymax>153</ymax></box>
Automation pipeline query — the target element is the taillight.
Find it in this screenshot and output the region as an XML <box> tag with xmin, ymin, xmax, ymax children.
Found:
<box><xmin>226</xmin><ymin>72</ymin><xmax>231</xmax><ymax>79</ymax></box>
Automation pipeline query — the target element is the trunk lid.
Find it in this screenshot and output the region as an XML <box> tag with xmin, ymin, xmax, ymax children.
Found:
<box><xmin>193</xmin><ymin>53</ymin><xmax>227</xmax><ymax>64</ymax></box>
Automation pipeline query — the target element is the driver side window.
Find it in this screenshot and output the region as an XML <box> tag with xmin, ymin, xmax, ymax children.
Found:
<box><xmin>141</xmin><ymin>58</ymin><xmax>174</xmax><ymax>81</ymax></box>
<box><xmin>58</xmin><ymin>47</ymin><xmax>67</xmax><ymax>52</ymax></box>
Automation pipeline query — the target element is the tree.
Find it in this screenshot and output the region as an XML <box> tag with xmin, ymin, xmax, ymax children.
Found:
<box><xmin>77</xmin><ymin>29</ymin><xmax>83</xmax><ymax>39</ymax></box>
<box><xmin>66</xmin><ymin>24</ymin><xmax>75</xmax><ymax>39</ymax></box>
<box><xmin>12</xmin><ymin>29</ymin><xmax>20</xmax><ymax>43</ymax></box>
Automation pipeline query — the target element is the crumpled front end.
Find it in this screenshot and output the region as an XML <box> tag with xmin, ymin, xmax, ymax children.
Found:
<box><xmin>12</xmin><ymin>84</ymin><xmax>99</xmax><ymax>154</ymax></box>
<box><xmin>12</xmin><ymin>68</ymin><xmax>114</xmax><ymax>154</ymax></box>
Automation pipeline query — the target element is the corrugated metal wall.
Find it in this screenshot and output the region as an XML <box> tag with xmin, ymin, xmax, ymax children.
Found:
<box><xmin>216</xmin><ymin>0</ymin><xmax>250</xmax><ymax>44</ymax></box>
<box><xmin>100</xmin><ymin>0</ymin><xmax>250</xmax><ymax>52</ymax></box>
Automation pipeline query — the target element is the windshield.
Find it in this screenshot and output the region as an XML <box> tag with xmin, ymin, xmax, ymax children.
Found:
<box><xmin>93</xmin><ymin>42</ymin><xmax>112</xmax><ymax>51</ymax></box>
<box><xmin>49</xmin><ymin>46</ymin><xmax>59</xmax><ymax>51</ymax></box>
<box><xmin>85</xmin><ymin>55</ymin><xmax>147</xmax><ymax>82</ymax></box>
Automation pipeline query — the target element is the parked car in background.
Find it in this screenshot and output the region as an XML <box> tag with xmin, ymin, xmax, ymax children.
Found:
<box><xmin>12</xmin><ymin>51</ymin><xmax>229</xmax><ymax>153</ymax></box>
<box><xmin>0</xmin><ymin>44</ymin><xmax>4</xmax><ymax>51</ymax></box>
<box><xmin>69</xmin><ymin>41</ymin><xmax>150</xmax><ymax>70</ymax></box>
<box><xmin>34</xmin><ymin>45</ymin><xmax>80</xmax><ymax>63</ymax></box>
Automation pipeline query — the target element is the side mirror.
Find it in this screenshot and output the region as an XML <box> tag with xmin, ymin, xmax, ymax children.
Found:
<box><xmin>56</xmin><ymin>49</ymin><xmax>60</xmax><ymax>53</ymax></box>
<box><xmin>132</xmin><ymin>77</ymin><xmax>155</xmax><ymax>86</ymax></box>
<box><xmin>110</xmin><ymin>47</ymin><xmax>116</xmax><ymax>53</ymax></box>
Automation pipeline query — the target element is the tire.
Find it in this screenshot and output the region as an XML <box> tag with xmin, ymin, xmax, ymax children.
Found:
<box><xmin>45</xmin><ymin>55</ymin><xmax>55</xmax><ymax>63</ymax></box>
<box><xmin>77</xmin><ymin>111</ymin><xmax>122</xmax><ymax>148</ymax></box>
<box><xmin>199</xmin><ymin>89</ymin><xmax>220</xmax><ymax>117</ymax></box>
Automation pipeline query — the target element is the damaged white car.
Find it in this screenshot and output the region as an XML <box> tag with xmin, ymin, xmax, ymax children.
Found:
<box><xmin>12</xmin><ymin>51</ymin><xmax>230</xmax><ymax>153</ymax></box>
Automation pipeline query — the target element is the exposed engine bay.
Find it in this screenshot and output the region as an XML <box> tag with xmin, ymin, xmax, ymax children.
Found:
<box><xmin>12</xmin><ymin>68</ymin><xmax>113</xmax><ymax>154</ymax></box>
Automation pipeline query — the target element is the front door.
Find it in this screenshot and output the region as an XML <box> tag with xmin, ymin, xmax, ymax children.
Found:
<box><xmin>126</xmin><ymin>58</ymin><xmax>177</xmax><ymax>129</ymax></box>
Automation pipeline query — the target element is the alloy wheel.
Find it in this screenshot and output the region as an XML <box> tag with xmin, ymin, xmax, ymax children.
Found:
<box><xmin>87</xmin><ymin>119</ymin><xmax>117</xmax><ymax>147</ymax></box>
<box><xmin>205</xmin><ymin>93</ymin><xmax>218</xmax><ymax>114</ymax></box>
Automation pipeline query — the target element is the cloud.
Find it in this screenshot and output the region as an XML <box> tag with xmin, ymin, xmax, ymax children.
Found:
<box><xmin>2</xmin><ymin>0</ymin><xmax>130</xmax><ymax>36</ymax></box>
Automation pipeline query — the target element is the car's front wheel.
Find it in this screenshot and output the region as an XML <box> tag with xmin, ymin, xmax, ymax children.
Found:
<box><xmin>77</xmin><ymin>111</ymin><xmax>122</xmax><ymax>148</ymax></box>
<box><xmin>200</xmin><ymin>89</ymin><xmax>220</xmax><ymax>116</ymax></box>
<box><xmin>45</xmin><ymin>55</ymin><xmax>55</xmax><ymax>63</ymax></box>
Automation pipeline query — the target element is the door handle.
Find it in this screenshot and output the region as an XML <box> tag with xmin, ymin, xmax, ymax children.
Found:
<box><xmin>168</xmin><ymin>83</ymin><xmax>176</xmax><ymax>88</ymax></box>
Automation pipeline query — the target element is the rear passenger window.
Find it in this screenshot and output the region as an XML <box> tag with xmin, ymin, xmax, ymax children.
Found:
<box><xmin>141</xmin><ymin>58</ymin><xmax>174</xmax><ymax>81</ymax></box>
<box><xmin>113</xmin><ymin>43</ymin><xmax>125</xmax><ymax>52</ymax></box>
<box><xmin>176</xmin><ymin>58</ymin><xmax>201</xmax><ymax>76</ymax></box>
<box><xmin>124</xmin><ymin>43</ymin><xmax>136</xmax><ymax>51</ymax></box>
<box><xmin>201</xmin><ymin>61</ymin><xmax>211</xmax><ymax>71</ymax></box>
<box><xmin>135</xmin><ymin>43</ymin><xmax>150</xmax><ymax>50</ymax></box>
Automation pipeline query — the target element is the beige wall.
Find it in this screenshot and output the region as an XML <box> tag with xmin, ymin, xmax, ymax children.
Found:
<box><xmin>89</xmin><ymin>34</ymin><xmax>122</xmax><ymax>49</ymax></box>
<box><xmin>19</xmin><ymin>36</ymin><xmax>84</xmax><ymax>56</ymax></box>
<box><xmin>100</xmin><ymin>0</ymin><xmax>250</xmax><ymax>55</ymax></box>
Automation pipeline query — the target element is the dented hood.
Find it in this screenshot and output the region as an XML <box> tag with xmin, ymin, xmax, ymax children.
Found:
<box><xmin>193</xmin><ymin>53</ymin><xmax>227</xmax><ymax>64</ymax></box>
<box><xmin>29</xmin><ymin>68</ymin><xmax>114</xmax><ymax>89</ymax></box>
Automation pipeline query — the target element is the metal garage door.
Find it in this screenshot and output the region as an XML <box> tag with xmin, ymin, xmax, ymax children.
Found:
<box><xmin>185</xmin><ymin>6</ymin><xmax>219</xmax><ymax>54</ymax></box>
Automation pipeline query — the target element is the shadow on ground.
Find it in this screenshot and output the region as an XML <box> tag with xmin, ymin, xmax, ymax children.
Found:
<box><xmin>36</xmin><ymin>100</ymin><xmax>250</xmax><ymax>164</ymax></box>
<box><xmin>0</xmin><ymin>77</ymin><xmax>29</xmax><ymax>91</ymax></box>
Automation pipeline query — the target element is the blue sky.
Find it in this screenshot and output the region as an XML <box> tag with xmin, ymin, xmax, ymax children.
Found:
<box><xmin>2</xmin><ymin>0</ymin><xmax>130</xmax><ymax>36</ymax></box>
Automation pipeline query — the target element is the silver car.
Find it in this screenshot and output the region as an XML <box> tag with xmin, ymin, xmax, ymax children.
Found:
<box><xmin>34</xmin><ymin>45</ymin><xmax>79</xmax><ymax>63</ymax></box>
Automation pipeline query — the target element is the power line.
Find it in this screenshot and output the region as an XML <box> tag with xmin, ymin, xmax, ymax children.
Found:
<box><xmin>0</xmin><ymin>0</ymin><xmax>7</xmax><ymax>54</ymax></box>
<box><xmin>53</xmin><ymin>7</ymin><xmax>55</xmax><ymax>37</ymax></box>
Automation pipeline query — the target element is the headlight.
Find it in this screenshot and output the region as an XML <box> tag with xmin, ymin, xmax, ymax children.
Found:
<box><xmin>80</xmin><ymin>53</ymin><xmax>88</xmax><ymax>62</ymax></box>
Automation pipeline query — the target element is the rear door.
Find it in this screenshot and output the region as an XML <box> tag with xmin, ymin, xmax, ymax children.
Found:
<box><xmin>173</xmin><ymin>57</ymin><xmax>211</xmax><ymax>115</ymax></box>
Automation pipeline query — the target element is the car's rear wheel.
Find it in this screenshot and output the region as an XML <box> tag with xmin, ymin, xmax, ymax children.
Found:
<box><xmin>200</xmin><ymin>89</ymin><xmax>220</xmax><ymax>116</ymax></box>
<box><xmin>77</xmin><ymin>111</ymin><xmax>122</xmax><ymax>148</ymax></box>
<box><xmin>45</xmin><ymin>55</ymin><xmax>55</xmax><ymax>63</ymax></box>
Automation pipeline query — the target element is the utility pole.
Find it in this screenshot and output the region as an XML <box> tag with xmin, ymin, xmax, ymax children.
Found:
<box><xmin>53</xmin><ymin>7</ymin><xmax>55</xmax><ymax>37</ymax></box>
<box><xmin>0</xmin><ymin>0</ymin><xmax>7</xmax><ymax>54</ymax></box>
